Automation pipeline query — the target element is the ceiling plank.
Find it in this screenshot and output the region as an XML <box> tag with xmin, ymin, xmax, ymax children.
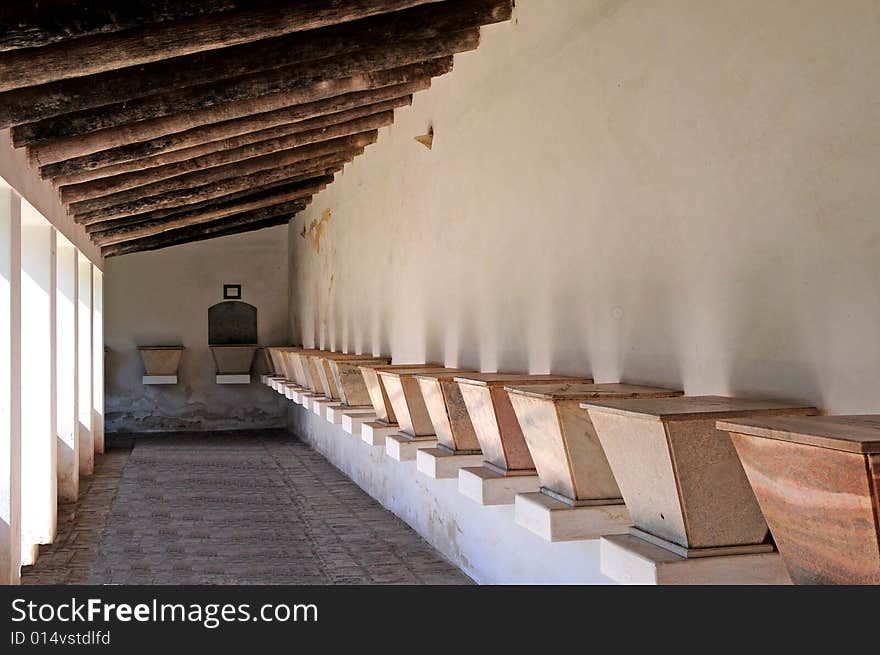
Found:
<box><xmin>0</xmin><ymin>1</ymin><xmax>255</xmax><ymax>52</ymax></box>
<box><xmin>0</xmin><ymin>0</ymin><xmax>510</xmax><ymax>127</ymax></box>
<box><xmin>75</xmin><ymin>152</ymin><xmax>357</xmax><ymax>226</ymax></box>
<box><xmin>85</xmin><ymin>169</ymin><xmax>341</xmax><ymax>234</ymax></box>
<box><xmin>0</xmin><ymin>0</ymin><xmax>443</xmax><ymax>92</ymax></box>
<box><xmin>59</xmin><ymin>112</ymin><xmax>393</xmax><ymax>204</ymax></box>
<box><xmin>45</xmin><ymin>94</ymin><xmax>412</xmax><ymax>184</ymax></box>
<box><xmin>26</xmin><ymin>58</ymin><xmax>450</xmax><ymax>166</ymax></box>
<box><xmin>12</xmin><ymin>29</ymin><xmax>478</xmax><ymax>146</ymax></box>
<box><xmin>93</xmin><ymin>178</ymin><xmax>331</xmax><ymax>246</ymax></box>
<box><xmin>103</xmin><ymin>212</ymin><xmax>297</xmax><ymax>258</ymax></box>
<box><xmin>67</xmin><ymin>131</ymin><xmax>376</xmax><ymax>216</ymax></box>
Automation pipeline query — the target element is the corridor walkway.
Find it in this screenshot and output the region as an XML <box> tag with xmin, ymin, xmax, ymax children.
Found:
<box><xmin>22</xmin><ymin>431</ymin><xmax>471</xmax><ymax>585</ymax></box>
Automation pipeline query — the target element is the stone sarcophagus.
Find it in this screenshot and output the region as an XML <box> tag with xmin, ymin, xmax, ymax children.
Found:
<box><xmin>326</xmin><ymin>357</ymin><xmax>390</xmax><ymax>408</ymax></box>
<box><xmin>717</xmin><ymin>415</ymin><xmax>880</xmax><ymax>585</ymax></box>
<box><xmin>210</xmin><ymin>345</ymin><xmax>256</xmax><ymax>384</ymax></box>
<box><xmin>138</xmin><ymin>346</ymin><xmax>184</xmax><ymax>384</ymax></box>
<box><xmin>455</xmin><ymin>373</ymin><xmax>591</xmax><ymax>505</ymax></box>
<box><xmin>414</xmin><ymin>369</ymin><xmax>482</xmax><ymax>479</ymax></box>
<box><xmin>358</xmin><ymin>363</ymin><xmax>442</xmax><ymax>446</ymax></box>
<box><xmin>309</xmin><ymin>353</ymin><xmax>391</xmax><ymax>418</ymax></box>
<box><xmin>582</xmin><ymin>396</ymin><xmax>816</xmax><ymax>570</ymax></box>
<box><xmin>506</xmin><ymin>383</ymin><xmax>683</xmax><ymax>541</ymax></box>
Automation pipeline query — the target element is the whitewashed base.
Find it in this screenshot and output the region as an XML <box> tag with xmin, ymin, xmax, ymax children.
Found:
<box><xmin>311</xmin><ymin>398</ymin><xmax>334</xmax><ymax>417</ymax></box>
<box><xmin>361</xmin><ymin>421</ymin><xmax>399</xmax><ymax>446</ymax></box>
<box><xmin>514</xmin><ymin>492</ymin><xmax>631</xmax><ymax>542</ymax></box>
<box><xmin>299</xmin><ymin>392</ymin><xmax>319</xmax><ymax>409</ymax></box>
<box><xmin>341</xmin><ymin>411</ymin><xmax>377</xmax><ymax>436</ymax></box>
<box><xmin>385</xmin><ymin>434</ymin><xmax>438</xmax><ymax>462</ymax></box>
<box><xmin>142</xmin><ymin>375</ymin><xmax>177</xmax><ymax>385</ymax></box>
<box><xmin>458</xmin><ymin>466</ymin><xmax>540</xmax><ymax>506</ymax></box>
<box><xmin>599</xmin><ymin>534</ymin><xmax>792</xmax><ymax>585</ymax></box>
<box><xmin>416</xmin><ymin>448</ymin><xmax>484</xmax><ymax>479</ymax></box>
<box><xmin>326</xmin><ymin>405</ymin><xmax>371</xmax><ymax>425</ymax></box>
<box><xmin>216</xmin><ymin>374</ymin><xmax>250</xmax><ymax>384</ymax></box>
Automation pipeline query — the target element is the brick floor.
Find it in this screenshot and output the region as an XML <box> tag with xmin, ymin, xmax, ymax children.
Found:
<box><xmin>22</xmin><ymin>430</ymin><xmax>471</xmax><ymax>585</ymax></box>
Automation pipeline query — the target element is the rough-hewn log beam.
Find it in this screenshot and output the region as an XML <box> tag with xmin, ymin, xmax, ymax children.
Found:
<box><xmin>85</xmin><ymin>169</ymin><xmax>338</xmax><ymax>234</ymax></box>
<box><xmin>0</xmin><ymin>0</ymin><xmax>442</xmax><ymax>92</ymax></box>
<box><xmin>26</xmin><ymin>58</ymin><xmax>450</xmax><ymax>166</ymax></box>
<box><xmin>103</xmin><ymin>212</ymin><xmax>296</xmax><ymax>258</ymax></box>
<box><xmin>75</xmin><ymin>153</ymin><xmax>355</xmax><ymax>226</ymax></box>
<box><xmin>0</xmin><ymin>0</ymin><xmax>510</xmax><ymax>127</ymax></box>
<box><xmin>0</xmin><ymin>1</ymin><xmax>256</xmax><ymax>53</ymax></box>
<box><xmin>93</xmin><ymin>179</ymin><xmax>329</xmax><ymax>246</ymax></box>
<box><xmin>61</xmin><ymin>130</ymin><xmax>378</xmax><ymax>213</ymax></box>
<box><xmin>59</xmin><ymin>112</ymin><xmax>393</xmax><ymax>204</ymax></box>
<box><xmin>12</xmin><ymin>30</ymin><xmax>478</xmax><ymax>146</ymax></box>
<box><xmin>66</xmin><ymin>132</ymin><xmax>375</xmax><ymax>217</ymax></box>
<box><xmin>45</xmin><ymin>94</ymin><xmax>413</xmax><ymax>184</ymax></box>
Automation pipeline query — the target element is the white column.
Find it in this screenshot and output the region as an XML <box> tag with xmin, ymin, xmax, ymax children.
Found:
<box><xmin>56</xmin><ymin>234</ymin><xmax>78</xmax><ymax>501</ymax></box>
<box><xmin>19</xmin><ymin>201</ymin><xmax>56</xmax><ymax>565</ymax></box>
<box><xmin>92</xmin><ymin>267</ymin><xmax>104</xmax><ymax>455</ymax></box>
<box><xmin>76</xmin><ymin>253</ymin><xmax>93</xmax><ymax>476</ymax></box>
<box><xmin>0</xmin><ymin>183</ymin><xmax>21</xmax><ymax>585</ymax></box>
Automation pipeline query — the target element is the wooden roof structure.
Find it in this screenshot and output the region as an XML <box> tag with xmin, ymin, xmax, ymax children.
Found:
<box><xmin>0</xmin><ymin>0</ymin><xmax>513</xmax><ymax>257</ymax></box>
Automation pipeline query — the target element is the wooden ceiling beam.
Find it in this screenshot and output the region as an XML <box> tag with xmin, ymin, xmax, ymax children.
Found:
<box><xmin>75</xmin><ymin>152</ymin><xmax>357</xmax><ymax>226</ymax></box>
<box><xmin>0</xmin><ymin>0</ymin><xmax>443</xmax><ymax>92</ymax></box>
<box><xmin>26</xmin><ymin>58</ymin><xmax>450</xmax><ymax>166</ymax></box>
<box><xmin>103</xmin><ymin>211</ymin><xmax>298</xmax><ymax>258</ymax></box>
<box><xmin>93</xmin><ymin>178</ymin><xmax>330</xmax><ymax>246</ymax></box>
<box><xmin>66</xmin><ymin>132</ymin><xmax>375</xmax><ymax>215</ymax></box>
<box><xmin>12</xmin><ymin>29</ymin><xmax>478</xmax><ymax>146</ymax></box>
<box><xmin>0</xmin><ymin>0</ymin><xmax>511</xmax><ymax>127</ymax></box>
<box><xmin>59</xmin><ymin>112</ymin><xmax>393</xmax><ymax>204</ymax></box>
<box><xmin>44</xmin><ymin>94</ymin><xmax>413</xmax><ymax>184</ymax></box>
<box><xmin>0</xmin><ymin>1</ymin><xmax>256</xmax><ymax>53</ymax></box>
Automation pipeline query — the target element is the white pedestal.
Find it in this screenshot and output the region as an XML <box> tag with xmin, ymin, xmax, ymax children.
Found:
<box><xmin>327</xmin><ymin>405</ymin><xmax>371</xmax><ymax>425</ymax></box>
<box><xmin>143</xmin><ymin>375</ymin><xmax>177</xmax><ymax>385</ymax></box>
<box><xmin>385</xmin><ymin>434</ymin><xmax>438</xmax><ymax>462</ymax></box>
<box><xmin>514</xmin><ymin>492</ymin><xmax>631</xmax><ymax>542</ymax></box>
<box><xmin>342</xmin><ymin>411</ymin><xmax>377</xmax><ymax>436</ymax></box>
<box><xmin>599</xmin><ymin>534</ymin><xmax>792</xmax><ymax>585</ymax></box>
<box><xmin>299</xmin><ymin>392</ymin><xmax>319</xmax><ymax>409</ymax></box>
<box><xmin>361</xmin><ymin>421</ymin><xmax>399</xmax><ymax>446</ymax></box>
<box><xmin>216</xmin><ymin>374</ymin><xmax>250</xmax><ymax>384</ymax></box>
<box><xmin>416</xmin><ymin>448</ymin><xmax>484</xmax><ymax>479</ymax></box>
<box><xmin>284</xmin><ymin>384</ymin><xmax>299</xmax><ymax>400</ymax></box>
<box><xmin>458</xmin><ymin>466</ymin><xmax>540</xmax><ymax>506</ymax></box>
<box><xmin>311</xmin><ymin>398</ymin><xmax>334</xmax><ymax>418</ymax></box>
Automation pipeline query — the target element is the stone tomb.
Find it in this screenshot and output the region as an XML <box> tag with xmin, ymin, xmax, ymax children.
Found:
<box><xmin>359</xmin><ymin>363</ymin><xmax>441</xmax><ymax>446</ymax></box>
<box><xmin>718</xmin><ymin>415</ymin><xmax>880</xmax><ymax>585</ymax></box>
<box><xmin>380</xmin><ymin>368</ymin><xmax>470</xmax><ymax>462</ymax></box>
<box><xmin>138</xmin><ymin>346</ymin><xmax>184</xmax><ymax>385</ymax></box>
<box><xmin>506</xmin><ymin>383</ymin><xmax>683</xmax><ymax>542</ymax></box>
<box><xmin>327</xmin><ymin>357</ymin><xmax>390</xmax><ymax>411</ymax></box>
<box><xmin>309</xmin><ymin>353</ymin><xmax>390</xmax><ymax>420</ymax></box>
<box><xmin>415</xmin><ymin>369</ymin><xmax>483</xmax><ymax>479</ymax></box>
<box><xmin>582</xmin><ymin>396</ymin><xmax>816</xmax><ymax>584</ymax></box>
<box><xmin>456</xmin><ymin>373</ymin><xmax>591</xmax><ymax>506</ymax></box>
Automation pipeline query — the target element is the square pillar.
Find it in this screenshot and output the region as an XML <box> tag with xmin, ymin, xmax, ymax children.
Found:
<box><xmin>455</xmin><ymin>373</ymin><xmax>590</xmax><ymax>506</ymax></box>
<box><xmin>718</xmin><ymin>415</ymin><xmax>880</xmax><ymax>584</ymax></box>
<box><xmin>19</xmin><ymin>200</ymin><xmax>56</xmax><ymax>564</ymax></box>
<box><xmin>76</xmin><ymin>252</ymin><xmax>93</xmax><ymax>476</ymax></box>
<box><xmin>0</xmin><ymin>184</ymin><xmax>21</xmax><ymax>585</ymax></box>
<box><xmin>55</xmin><ymin>234</ymin><xmax>78</xmax><ymax>502</ymax></box>
<box><xmin>583</xmin><ymin>396</ymin><xmax>815</xmax><ymax>584</ymax></box>
<box><xmin>507</xmin><ymin>383</ymin><xmax>683</xmax><ymax>542</ymax></box>
<box><xmin>91</xmin><ymin>268</ymin><xmax>103</xmax><ymax>454</ymax></box>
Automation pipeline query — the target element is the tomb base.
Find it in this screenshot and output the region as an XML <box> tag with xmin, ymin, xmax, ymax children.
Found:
<box><xmin>628</xmin><ymin>528</ymin><xmax>776</xmax><ymax>559</ymax></box>
<box><xmin>216</xmin><ymin>374</ymin><xmax>250</xmax><ymax>384</ymax></box>
<box><xmin>327</xmin><ymin>405</ymin><xmax>371</xmax><ymax>425</ymax></box>
<box><xmin>385</xmin><ymin>433</ymin><xmax>438</xmax><ymax>462</ymax></box>
<box><xmin>458</xmin><ymin>465</ymin><xmax>540</xmax><ymax>506</ymax></box>
<box><xmin>143</xmin><ymin>375</ymin><xmax>177</xmax><ymax>385</ymax></box>
<box><xmin>600</xmin><ymin>534</ymin><xmax>791</xmax><ymax>585</ymax></box>
<box><xmin>361</xmin><ymin>421</ymin><xmax>399</xmax><ymax>446</ymax></box>
<box><xmin>342</xmin><ymin>411</ymin><xmax>377</xmax><ymax>436</ymax></box>
<box><xmin>311</xmin><ymin>398</ymin><xmax>334</xmax><ymax>418</ymax></box>
<box><xmin>416</xmin><ymin>447</ymin><xmax>484</xmax><ymax>479</ymax></box>
<box><xmin>514</xmin><ymin>491</ymin><xmax>630</xmax><ymax>542</ymax></box>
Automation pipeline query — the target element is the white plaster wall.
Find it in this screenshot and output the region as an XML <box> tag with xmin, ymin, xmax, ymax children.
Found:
<box><xmin>0</xmin><ymin>131</ymin><xmax>102</xmax><ymax>267</ymax></box>
<box><xmin>289</xmin><ymin>405</ymin><xmax>608</xmax><ymax>584</ymax></box>
<box><xmin>105</xmin><ymin>227</ymin><xmax>289</xmax><ymax>433</ymax></box>
<box><xmin>289</xmin><ymin>0</ymin><xmax>880</xmax><ymax>414</ymax></box>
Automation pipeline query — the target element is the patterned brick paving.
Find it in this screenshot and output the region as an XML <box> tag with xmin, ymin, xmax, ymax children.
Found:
<box><xmin>23</xmin><ymin>430</ymin><xmax>470</xmax><ymax>585</ymax></box>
